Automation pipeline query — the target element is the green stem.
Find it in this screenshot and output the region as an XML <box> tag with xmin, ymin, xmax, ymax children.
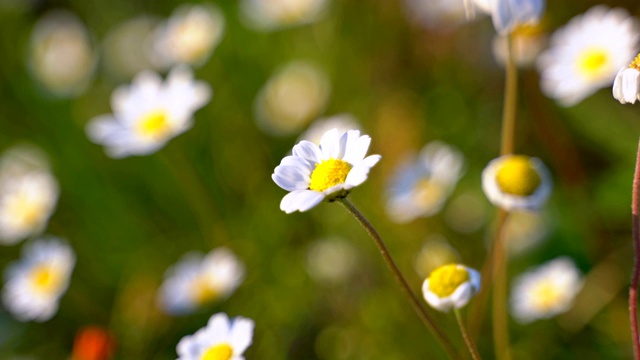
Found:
<box><xmin>337</xmin><ymin>197</ymin><xmax>461</xmax><ymax>360</ymax></box>
<box><xmin>500</xmin><ymin>34</ymin><xmax>518</xmax><ymax>157</ymax></box>
<box><xmin>455</xmin><ymin>309</ymin><xmax>482</xmax><ymax>360</ymax></box>
<box><xmin>492</xmin><ymin>210</ymin><xmax>510</xmax><ymax>360</ymax></box>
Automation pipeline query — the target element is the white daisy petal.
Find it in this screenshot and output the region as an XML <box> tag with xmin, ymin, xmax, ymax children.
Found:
<box><xmin>422</xmin><ymin>264</ymin><xmax>480</xmax><ymax>313</ymax></box>
<box><xmin>292</xmin><ymin>140</ymin><xmax>323</xmax><ymax>166</ymax></box>
<box><xmin>176</xmin><ymin>312</ymin><xmax>254</xmax><ymax>360</ymax></box>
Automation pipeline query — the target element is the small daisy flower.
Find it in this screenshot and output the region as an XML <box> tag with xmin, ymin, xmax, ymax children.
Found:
<box><xmin>510</xmin><ymin>257</ymin><xmax>583</xmax><ymax>324</ymax></box>
<box><xmin>240</xmin><ymin>0</ymin><xmax>328</xmax><ymax>32</ymax></box>
<box><xmin>492</xmin><ymin>23</ymin><xmax>547</xmax><ymax>68</ymax></box>
<box><xmin>538</xmin><ymin>6</ymin><xmax>640</xmax><ymax>107</ymax></box>
<box><xmin>613</xmin><ymin>53</ymin><xmax>640</xmax><ymax>104</ymax></box>
<box><xmin>298</xmin><ymin>113</ymin><xmax>360</xmax><ymax>145</ymax></box>
<box><xmin>272</xmin><ymin>128</ymin><xmax>381</xmax><ymax>214</ymax></box>
<box><xmin>151</xmin><ymin>4</ymin><xmax>225</xmax><ymax>69</ymax></box>
<box><xmin>488</xmin><ymin>0</ymin><xmax>545</xmax><ymax>35</ymax></box>
<box><xmin>422</xmin><ymin>264</ymin><xmax>481</xmax><ymax>312</ymax></box>
<box><xmin>158</xmin><ymin>248</ymin><xmax>245</xmax><ymax>315</ymax></box>
<box><xmin>176</xmin><ymin>312</ymin><xmax>254</xmax><ymax>360</ymax></box>
<box><xmin>386</xmin><ymin>141</ymin><xmax>465</xmax><ymax>223</ymax></box>
<box><xmin>2</xmin><ymin>237</ymin><xmax>75</xmax><ymax>322</ymax></box>
<box><xmin>414</xmin><ymin>236</ymin><xmax>461</xmax><ymax>279</ymax></box>
<box><xmin>482</xmin><ymin>155</ymin><xmax>552</xmax><ymax>212</ymax></box>
<box><xmin>86</xmin><ymin>66</ymin><xmax>211</xmax><ymax>158</ymax></box>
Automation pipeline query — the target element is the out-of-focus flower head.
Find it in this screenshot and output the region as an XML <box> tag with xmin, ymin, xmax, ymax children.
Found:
<box><xmin>613</xmin><ymin>53</ymin><xmax>640</xmax><ymax>104</ymax></box>
<box><xmin>484</xmin><ymin>0</ymin><xmax>545</xmax><ymax>35</ymax></box>
<box><xmin>386</xmin><ymin>141</ymin><xmax>465</xmax><ymax>223</ymax></box>
<box><xmin>151</xmin><ymin>4</ymin><xmax>225</xmax><ymax>69</ymax></box>
<box><xmin>297</xmin><ymin>114</ymin><xmax>360</xmax><ymax>145</ymax></box>
<box><xmin>422</xmin><ymin>264</ymin><xmax>480</xmax><ymax>312</ymax></box>
<box><xmin>414</xmin><ymin>235</ymin><xmax>461</xmax><ymax>279</ymax></box>
<box><xmin>538</xmin><ymin>6</ymin><xmax>639</xmax><ymax>107</ymax></box>
<box><xmin>272</xmin><ymin>129</ymin><xmax>381</xmax><ymax>213</ymax></box>
<box><xmin>86</xmin><ymin>66</ymin><xmax>211</xmax><ymax>158</ymax></box>
<box><xmin>511</xmin><ymin>257</ymin><xmax>583</xmax><ymax>323</ymax></box>
<box><xmin>240</xmin><ymin>0</ymin><xmax>329</xmax><ymax>32</ymax></box>
<box><xmin>504</xmin><ymin>210</ymin><xmax>549</xmax><ymax>255</ymax></box>
<box><xmin>482</xmin><ymin>155</ymin><xmax>552</xmax><ymax>212</ymax></box>
<box><xmin>158</xmin><ymin>248</ymin><xmax>245</xmax><ymax>315</ymax></box>
<box><xmin>0</xmin><ymin>145</ymin><xmax>59</xmax><ymax>245</ymax></box>
<box><xmin>102</xmin><ymin>16</ymin><xmax>160</xmax><ymax>80</ymax></box>
<box><xmin>492</xmin><ymin>22</ymin><xmax>547</xmax><ymax>68</ymax></box>
<box><xmin>306</xmin><ymin>237</ymin><xmax>358</xmax><ymax>284</ymax></box>
<box><xmin>255</xmin><ymin>61</ymin><xmax>330</xmax><ymax>136</ymax></box>
<box><xmin>2</xmin><ymin>237</ymin><xmax>75</xmax><ymax>322</ymax></box>
<box><xmin>29</xmin><ymin>10</ymin><xmax>96</xmax><ymax>97</ymax></box>
<box><xmin>176</xmin><ymin>312</ymin><xmax>254</xmax><ymax>360</ymax></box>
<box><xmin>71</xmin><ymin>326</ymin><xmax>116</xmax><ymax>360</ymax></box>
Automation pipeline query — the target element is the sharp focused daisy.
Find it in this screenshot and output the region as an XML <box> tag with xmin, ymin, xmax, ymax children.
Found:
<box><xmin>510</xmin><ymin>257</ymin><xmax>583</xmax><ymax>324</ymax></box>
<box><xmin>176</xmin><ymin>312</ymin><xmax>254</xmax><ymax>360</ymax></box>
<box><xmin>613</xmin><ymin>53</ymin><xmax>640</xmax><ymax>104</ymax></box>
<box><xmin>272</xmin><ymin>128</ymin><xmax>381</xmax><ymax>213</ymax></box>
<box><xmin>422</xmin><ymin>264</ymin><xmax>481</xmax><ymax>312</ymax></box>
<box><xmin>158</xmin><ymin>248</ymin><xmax>245</xmax><ymax>315</ymax></box>
<box><xmin>151</xmin><ymin>4</ymin><xmax>225</xmax><ymax>69</ymax></box>
<box><xmin>2</xmin><ymin>237</ymin><xmax>75</xmax><ymax>322</ymax></box>
<box><xmin>482</xmin><ymin>154</ymin><xmax>551</xmax><ymax>212</ymax></box>
<box><xmin>386</xmin><ymin>141</ymin><xmax>465</xmax><ymax>223</ymax></box>
<box><xmin>240</xmin><ymin>0</ymin><xmax>328</xmax><ymax>32</ymax></box>
<box><xmin>86</xmin><ymin>66</ymin><xmax>211</xmax><ymax>158</ymax></box>
<box><xmin>538</xmin><ymin>6</ymin><xmax>640</xmax><ymax>107</ymax></box>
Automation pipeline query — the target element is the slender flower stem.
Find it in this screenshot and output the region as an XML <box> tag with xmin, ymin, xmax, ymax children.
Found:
<box><xmin>500</xmin><ymin>35</ymin><xmax>518</xmax><ymax>157</ymax></box>
<box><xmin>337</xmin><ymin>197</ymin><xmax>461</xmax><ymax>360</ymax></box>
<box><xmin>630</xmin><ymin>135</ymin><xmax>640</xmax><ymax>360</ymax></box>
<box><xmin>455</xmin><ymin>309</ymin><xmax>482</xmax><ymax>360</ymax></box>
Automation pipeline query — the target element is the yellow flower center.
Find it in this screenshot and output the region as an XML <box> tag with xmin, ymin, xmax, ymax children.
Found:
<box><xmin>136</xmin><ymin>110</ymin><xmax>172</xmax><ymax>140</ymax></box>
<box><xmin>428</xmin><ymin>264</ymin><xmax>469</xmax><ymax>298</ymax></box>
<box><xmin>9</xmin><ymin>194</ymin><xmax>45</xmax><ymax>228</ymax></box>
<box><xmin>629</xmin><ymin>53</ymin><xmax>640</xmax><ymax>71</ymax></box>
<box><xmin>29</xmin><ymin>264</ymin><xmax>62</xmax><ymax>295</ymax></box>
<box><xmin>577</xmin><ymin>48</ymin><xmax>610</xmax><ymax>80</ymax></box>
<box><xmin>309</xmin><ymin>158</ymin><xmax>352</xmax><ymax>192</ymax></box>
<box><xmin>190</xmin><ymin>276</ymin><xmax>221</xmax><ymax>305</ymax></box>
<box><xmin>200</xmin><ymin>343</ymin><xmax>233</xmax><ymax>360</ymax></box>
<box><xmin>495</xmin><ymin>156</ymin><xmax>541</xmax><ymax>196</ymax></box>
<box><xmin>512</xmin><ymin>23</ymin><xmax>543</xmax><ymax>38</ymax></box>
<box><xmin>531</xmin><ymin>282</ymin><xmax>562</xmax><ymax>311</ymax></box>
<box><xmin>414</xmin><ymin>179</ymin><xmax>446</xmax><ymax>210</ymax></box>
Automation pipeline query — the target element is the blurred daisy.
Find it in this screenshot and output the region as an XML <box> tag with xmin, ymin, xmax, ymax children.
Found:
<box><xmin>158</xmin><ymin>248</ymin><xmax>245</xmax><ymax>315</ymax></box>
<box><xmin>298</xmin><ymin>114</ymin><xmax>360</xmax><ymax>145</ymax></box>
<box><xmin>0</xmin><ymin>146</ymin><xmax>59</xmax><ymax>245</ymax></box>
<box><xmin>486</xmin><ymin>0</ymin><xmax>544</xmax><ymax>35</ymax></box>
<box><xmin>176</xmin><ymin>312</ymin><xmax>254</xmax><ymax>360</ymax></box>
<box><xmin>255</xmin><ymin>61</ymin><xmax>330</xmax><ymax>136</ymax></box>
<box><xmin>538</xmin><ymin>6</ymin><xmax>639</xmax><ymax>107</ymax></box>
<box><xmin>29</xmin><ymin>10</ymin><xmax>96</xmax><ymax>97</ymax></box>
<box><xmin>272</xmin><ymin>129</ymin><xmax>381</xmax><ymax>213</ymax></box>
<box><xmin>151</xmin><ymin>4</ymin><xmax>225</xmax><ymax>69</ymax></box>
<box><xmin>386</xmin><ymin>142</ymin><xmax>465</xmax><ymax>223</ymax></box>
<box><xmin>2</xmin><ymin>237</ymin><xmax>75</xmax><ymax>322</ymax></box>
<box><xmin>422</xmin><ymin>264</ymin><xmax>480</xmax><ymax>312</ymax></box>
<box><xmin>482</xmin><ymin>155</ymin><xmax>551</xmax><ymax>212</ymax></box>
<box><xmin>492</xmin><ymin>23</ymin><xmax>546</xmax><ymax>68</ymax></box>
<box><xmin>414</xmin><ymin>235</ymin><xmax>460</xmax><ymax>279</ymax></box>
<box><xmin>403</xmin><ymin>0</ymin><xmax>468</xmax><ymax>30</ymax></box>
<box><xmin>306</xmin><ymin>237</ymin><xmax>358</xmax><ymax>284</ymax></box>
<box><xmin>240</xmin><ymin>0</ymin><xmax>328</xmax><ymax>32</ymax></box>
<box><xmin>613</xmin><ymin>53</ymin><xmax>640</xmax><ymax>104</ymax></box>
<box><xmin>504</xmin><ymin>210</ymin><xmax>549</xmax><ymax>255</ymax></box>
<box><xmin>511</xmin><ymin>257</ymin><xmax>583</xmax><ymax>323</ymax></box>
<box><xmin>102</xmin><ymin>16</ymin><xmax>160</xmax><ymax>80</ymax></box>
<box><xmin>86</xmin><ymin>66</ymin><xmax>211</xmax><ymax>158</ymax></box>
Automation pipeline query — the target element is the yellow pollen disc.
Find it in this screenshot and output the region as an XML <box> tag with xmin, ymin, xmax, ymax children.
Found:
<box><xmin>577</xmin><ymin>48</ymin><xmax>610</xmax><ymax>79</ymax></box>
<box><xmin>629</xmin><ymin>53</ymin><xmax>640</xmax><ymax>71</ymax></box>
<box><xmin>428</xmin><ymin>264</ymin><xmax>469</xmax><ymax>298</ymax></box>
<box><xmin>190</xmin><ymin>276</ymin><xmax>221</xmax><ymax>305</ymax></box>
<box><xmin>29</xmin><ymin>265</ymin><xmax>61</xmax><ymax>294</ymax></box>
<box><xmin>495</xmin><ymin>156</ymin><xmax>541</xmax><ymax>196</ymax></box>
<box><xmin>309</xmin><ymin>158</ymin><xmax>352</xmax><ymax>192</ymax></box>
<box><xmin>200</xmin><ymin>343</ymin><xmax>233</xmax><ymax>360</ymax></box>
<box><xmin>10</xmin><ymin>195</ymin><xmax>44</xmax><ymax>227</ymax></box>
<box><xmin>531</xmin><ymin>282</ymin><xmax>562</xmax><ymax>311</ymax></box>
<box><xmin>136</xmin><ymin>110</ymin><xmax>172</xmax><ymax>140</ymax></box>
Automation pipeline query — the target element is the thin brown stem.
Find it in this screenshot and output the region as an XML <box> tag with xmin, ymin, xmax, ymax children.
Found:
<box><xmin>337</xmin><ymin>197</ymin><xmax>461</xmax><ymax>360</ymax></box>
<box><xmin>455</xmin><ymin>309</ymin><xmax>482</xmax><ymax>360</ymax></box>
<box><xmin>500</xmin><ymin>35</ymin><xmax>518</xmax><ymax>157</ymax></box>
<box><xmin>630</xmin><ymin>135</ymin><xmax>640</xmax><ymax>360</ymax></box>
<box><xmin>492</xmin><ymin>210</ymin><xmax>510</xmax><ymax>360</ymax></box>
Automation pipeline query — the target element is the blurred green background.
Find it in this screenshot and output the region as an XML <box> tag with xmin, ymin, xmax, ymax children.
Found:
<box><xmin>2</xmin><ymin>0</ymin><xmax>640</xmax><ymax>359</ymax></box>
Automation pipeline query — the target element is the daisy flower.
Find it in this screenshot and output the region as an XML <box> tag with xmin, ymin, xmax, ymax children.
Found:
<box><xmin>151</xmin><ymin>4</ymin><xmax>225</xmax><ymax>69</ymax></box>
<box><xmin>176</xmin><ymin>312</ymin><xmax>254</xmax><ymax>360</ymax></box>
<box><xmin>297</xmin><ymin>113</ymin><xmax>360</xmax><ymax>145</ymax></box>
<box><xmin>492</xmin><ymin>23</ymin><xmax>547</xmax><ymax>68</ymax></box>
<box><xmin>414</xmin><ymin>236</ymin><xmax>461</xmax><ymax>279</ymax></box>
<box><xmin>613</xmin><ymin>53</ymin><xmax>640</xmax><ymax>104</ymax></box>
<box><xmin>386</xmin><ymin>141</ymin><xmax>465</xmax><ymax>223</ymax></box>
<box><xmin>422</xmin><ymin>264</ymin><xmax>481</xmax><ymax>312</ymax></box>
<box><xmin>489</xmin><ymin>0</ymin><xmax>544</xmax><ymax>35</ymax></box>
<box><xmin>510</xmin><ymin>257</ymin><xmax>583</xmax><ymax>323</ymax></box>
<box><xmin>538</xmin><ymin>6</ymin><xmax>640</xmax><ymax>107</ymax></box>
<box><xmin>482</xmin><ymin>155</ymin><xmax>552</xmax><ymax>212</ymax></box>
<box><xmin>158</xmin><ymin>248</ymin><xmax>245</xmax><ymax>315</ymax></box>
<box><xmin>272</xmin><ymin>128</ymin><xmax>381</xmax><ymax>214</ymax></box>
<box><xmin>240</xmin><ymin>0</ymin><xmax>328</xmax><ymax>32</ymax></box>
<box><xmin>2</xmin><ymin>237</ymin><xmax>75</xmax><ymax>322</ymax></box>
<box><xmin>86</xmin><ymin>66</ymin><xmax>211</xmax><ymax>158</ymax></box>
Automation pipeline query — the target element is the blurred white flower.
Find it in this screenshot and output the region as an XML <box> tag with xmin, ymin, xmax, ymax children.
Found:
<box><xmin>613</xmin><ymin>53</ymin><xmax>640</xmax><ymax>104</ymax></box>
<box><xmin>86</xmin><ymin>66</ymin><xmax>211</xmax><ymax>158</ymax></box>
<box><xmin>538</xmin><ymin>6</ymin><xmax>639</xmax><ymax>107</ymax></box>
<box><xmin>151</xmin><ymin>4</ymin><xmax>225</xmax><ymax>69</ymax></box>
<box><xmin>422</xmin><ymin>264</ymin><xmax>480</xmax><ymax>312</ymax></box>
<box><xmin>492</xmin><ymin>23</ymin><xmax>546</xmax><ymax>68</ymax></box>
<box><xmin>272</xmin><ymin>129</ymin><xmax>381</xmax><ymax>213</ymax></box>
<box><xmin>386</xmin><ymin>142</ymin><xmax>465</xmax><ymax>223</ymax></box>
<box><xmin>413</xmin><ymin>235</ymin><xmax>461</xmax><ymax>279</ymax></box>
<box><xmin>482</xmin><ymin>155</ymin><xmax>551</xmax><ymax>212</ymax></box>
<box><xmin>488</xmin><ymin>0</ymin><xmax>545</xmax><ymax>35</ymax></box>
<box><xmin>29</xmin><ymin>10</ymin><xmax>96</xmax><ymax>97</ymax></box>
<box><xmin>298</xmin><ymin>114</ymin><xmax>360</xmax><ymax>145</ymax></box>
<box><xmin>255</xmin><ymin>61</ymin><xmax>330</xmax><ymax>136</ymax></box>
<box><xmin>0</xmin><ymin>146</ymin><xmax>58</xmax><ymax>245</ymax></box>
<box><xmin>240</xmin><ymin>0</ymin><xmax>328</xmax><ymax>32</ymax></box>
<box><xmin>158</xmin><ymin>248</ymin><xmax>245</xmax><ymax>315</ymax></box>
<box><xmin>306</xmin><ymin>237</ymin><xmax>358</xmax><ymax>284</ymax></box>
<box><xmin>404</xmin><ymin>0</ymin><xmax>468</xmax><ymax>30</ymax></box>
<box><xmin>176</xmin><ymin>312</ymin><xmax>254</xmax><ymax>360</ymax></box>
<box><xmin>102</xmin><ymin>16</ymin><xmax>160</xmax><ymax>80</ymax></box>
<box><xmin>511</xmin><ymin>257</ymin><xmax>583</xmax><ymax>323</ymax></box>
<box><xmin>2</xmin><ymin>237</ymin><xmax>75</xmax><ymax>322</ymax></box>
